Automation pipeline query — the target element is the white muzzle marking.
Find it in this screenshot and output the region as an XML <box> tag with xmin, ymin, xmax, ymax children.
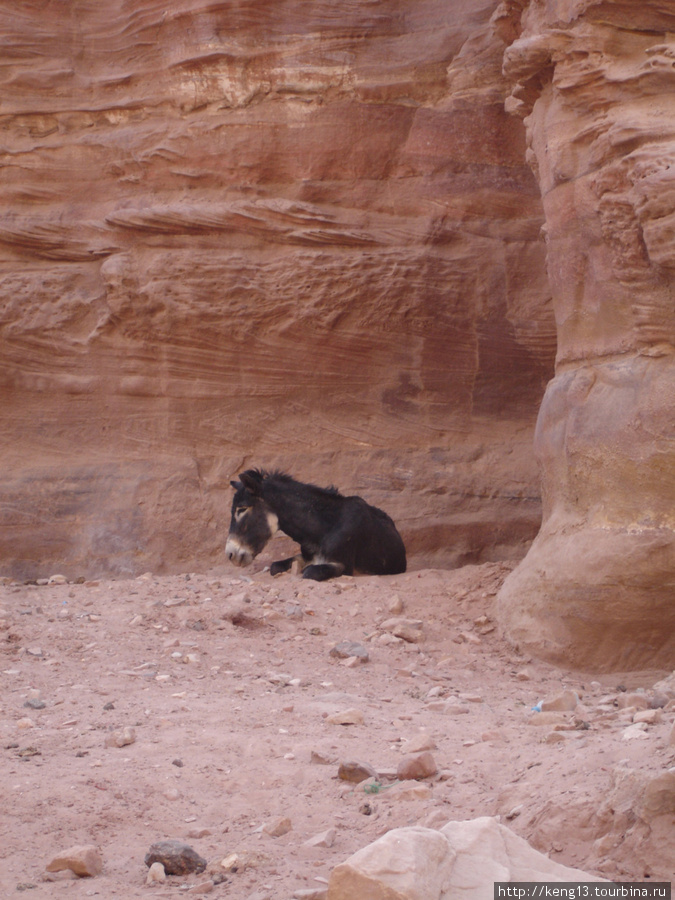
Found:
<box><xmin>225</xmin><ymin>536</ymin><xmax>253</xmax><ymax>567</ymax></box>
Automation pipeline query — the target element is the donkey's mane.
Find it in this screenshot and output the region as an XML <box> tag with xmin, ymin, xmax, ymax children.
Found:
<box><xmin>256</xmin><ymin>468</ymin><xmax>342</xmax><ymax>497</ymax></box>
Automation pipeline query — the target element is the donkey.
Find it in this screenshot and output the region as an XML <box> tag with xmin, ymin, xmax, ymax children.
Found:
<box><xmin>225</xmin><ymin>469</ymin><xmax>406</xmax><ymax>581</ymax></box>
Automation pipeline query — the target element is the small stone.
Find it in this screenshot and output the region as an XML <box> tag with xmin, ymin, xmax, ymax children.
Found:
<box><xmin>48</xmin><ymin>574</ymin><xmax>68</xmax><ymax>585</ymax></box>
<box><xmin>516</xmin><ymin>669</ymin><xmax>531</xmax><ymax>681</ymax></box>
<box><xmin>433</xmin><ymin>701</ymin><xmax>470</xmax><ymax>716</ymax></box>
<box><xmin>146</xmin><ymin>862</ymin><xmax>166</xmax><ymax>884</ymax></box>
<box><xmin>616</xmin><ymin>692</ymin><xmax>650</xmax><ymax>710</ymax></box>
<box><xmin>396</xmin><ymin>751</ymin><xmax>438</xmax><ymax>781</ymax></box>
<box><xmin>540</xmin><ymin>690</ymin><xmax>579</xmax><ymax>712</ymax></box>
<box><xmin>104</xmin><ymin>726</ymin><xmax>136</xmax><ymax>748</ymax></box>
<box><xmin>310</xmin><ymin>749</ymin><xmax>336</xmax><ymax>765</ymax></box>
<box><xmin>385</xmin><ymin>781</ymin><xmax>433</xmax><ymax>801</ymax></box>
<box><xmin>172</xmin><ymin>758</ymin><xmax>185</xmax><ymax>767</ymax></box>
<box><xmin>23</xmin><ymin>698</ymin><xmax>46</xmax><ymax>709</ymax></box>
<box><xmin>338</xmin><ymin>760</ymin><xmax>378</xmax><ymax>784</ymax></box>
<box><xmin>164</xmin><ymin>787</ymin><xmax>181</xmax><ymax>800</ymax></box>
<box><xmin>622</xmin><ymin>722</ymin><xmax>649</xmax><ymax>741</ymax></box>
<box><xmin>544</xmin><ymin>731</ymin><xmax>567</xmax><ymax>743</ymax></box>
<box><xmin>632</xmin><ymin>708</ymin><xmax>662</xmax><ymax>725</ymax></box>
<box><xmin>527</xmin><ymin>711</ymin><xmax>568</xmax><ymax>727</ymax></box>
<box><xmin>16</xmin><ymin>718</ymin><xmax>34</xmax><ymax>730</ymax></box>
<box><xmin>293</xmin><ymin>889</ymin><xmax>329</xmax><ymax>900</ymax></box>
<box><xmin>329</xmin><ymin>641</ymin><xmax>369</xmax><ymax>662</ymax></box>
<box><xmin>263</xmin><ymin>816</ymin><xmax>292</xmax><ymax>837</ymax></box>
<box><xmin>340</xmin><ymin>656</ymin><xmax>361</xmax><ymax>668</ymax></box>
<box><xmin>145</xmin><ymin>840</ymin><xmax>207</xmax><ymax>875</ymax></box>
<box><xmin>405</xmin><ymin>732</ymin><xmax>436</xmax><ymax>753</ymax></box>
<box><xmin>380</xmin><ymin>617</ymin><xmax>424</xmax><ymax>643</ymax></box>
<box><xmin>46</xmin><ymin>844</ymin><xmax>103</xmax><ymax>877</ymax></box>
<box><xmin>388</xmin><ymin>594</ymin><xmax>404</xmax><ymax>614</ymax></box>
<box><xmin>188</xmin><ymin>880</ymin><xmax>214</xmax><ymax>894</ymax></box>
<box><xmin>326</xmin><ymin>708</ymin><xmax>364</xmax><ymax>726</ymax></box>
<box><xmin>458</xmin><ymin>631</ymin><xmax>481</xmax><ymax>645</ymax></box>
<box><xmin>303</xmin><ymin>828</ymin><xmax>336</xmax><ymax>849</ymax></box>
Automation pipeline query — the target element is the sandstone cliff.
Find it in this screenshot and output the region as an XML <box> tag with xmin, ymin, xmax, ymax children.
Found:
<box><xmin>0</xmin><ymin>1</ymin><xmax>554</xmax><ymax>579</ymax></box>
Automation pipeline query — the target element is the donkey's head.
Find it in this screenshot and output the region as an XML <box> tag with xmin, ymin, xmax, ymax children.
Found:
<box><xmin>225</xmin><ymin>470</ymin><xmax>279</xmax><ymax>567</ymax></box>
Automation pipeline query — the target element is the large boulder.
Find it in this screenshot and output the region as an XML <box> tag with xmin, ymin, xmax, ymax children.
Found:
<box><xmin>328</xmin><ymin>816</ymin><xmax>606</xmax><ymax>899</ymax></box>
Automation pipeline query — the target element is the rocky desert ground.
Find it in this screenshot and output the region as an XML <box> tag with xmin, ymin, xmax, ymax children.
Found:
<box><xmin>1</xmin><ymin>548</ymin><xmax>673</xmax><ymax>898</ymax></box>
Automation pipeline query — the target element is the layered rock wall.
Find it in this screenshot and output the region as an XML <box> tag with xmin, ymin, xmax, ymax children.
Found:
<box><xmin>0</xmin><ymin>1</ymin><xmax>554</xmax><ymax>578</ymax></box>
<box><xmin>497</xmin><ymin>0</ymin><xmax>675</xmax><ymax>669</ymax></box>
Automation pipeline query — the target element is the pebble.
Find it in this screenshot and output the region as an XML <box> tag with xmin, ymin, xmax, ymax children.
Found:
<box><xmin>48</xmin><ymin>574</ymin><xmax>68</xmax><ymax>585</ymax></box>
<box><xmin>540</xmin><ymin>690</ymin><xmax>579</xmax><ymax>712</ymax></box>
<box><xmin>633</xmin><ymin>709</ymin><xmax>662</xmax><ymax>725</ymax></box>
<box><xmin>104</xmin><ymin>726</ymin><xmax>136</xmax><ymax>748</ymax></box>
<box><xmin>46</xmin><ymin>844</ymin><xmax>103</xmax><ymax>877</ymax></box>
<box><xmin>622</xmin><ymin>722</ymin><xmax>649</xmax><ymax>741</ymax></box>
<box><xmin>329</xmin><ymin>641</ymin><xmax>369</xmax><ymax>662</ymax></box>
<box><xmin>23</xmin><ymin>698</ymin><xmax>46</xmax><ymax>709</ymax></box>
<box><xmin>188</xmin><ymin>880</ymin><xmax>214</xmax><ymax>894</ymax></box>
<box><xmin>310</xmin><ymin>749</ymin><xmax>335</xmax><ymax>765</ymax></box>
<box><xmin>293</xmin><ymin>889</ymin><xmax>328</xmax><ymax>900</ymax></box>
<box><xmin>458</xmin><ymin>631</ymin><xmax>481</xmax><ymax>645</ymax></box>
<box><xmin>326</xmin><ymin>708</ymin><xmax>364</xmax><ymax>726</ymax></box>
<box><xmin>338</xmin><ymin>760</ymin><xmax>378</xmax><ymax>784</ymax></box>
<box><xmin>405</xmin><ymin>732</ymin><xmax>437</xmax><ymax>753</ymax></box>
<box><xmin>144</xmin><ymin>840</ymin><xmax>207</xmax><ymax>875</ymax></box>
<box><xmin>616</xmin><ymin>692</ymin><xmax>650</xmax><ymax>711</ymax></box>
<box><xmin>426</xmin><ymin>700</ymin><xmax>469</xmax><ymax>715</ymax></box>
<box><xmin>544</xmin><ymin>731</ymin><xmax>567</xmax><ymax>743</ymax></box>
<box><xmin>146</xmin><ymin>862</ymin><xmax>166</xmax><ymax>884</ymax></box>
<box><xmin>527</xmin><ymin>711</ymin><xmax>568</xmax><ymax>727</ymax></box>
<box><xmin>384</xmin><ymin>781</ymin><xmax>433</xmax><ymax>801</ymax></box>
<box><xmin>388</xmin><ymin>594</ymin><xmax>404</xmax><ymax>614</ymax></box>
<box><xmin>396</xmin><ymin>751</ymin><xmax>438</xmax><ymax>781</ymax></box>
<box><xmin>303</xmin><ymin>828</ymin><xmax>336</xmax><ymax>849</ymax></box>
<box><xmin>262</xmin><ymin>816</ymin><xmax>292</xmax><ymax>837</ymax></box>
<box><xmin>380</xmin><ymin>617</ymin><xmax>424</xmax><ymax>643</ymax></box>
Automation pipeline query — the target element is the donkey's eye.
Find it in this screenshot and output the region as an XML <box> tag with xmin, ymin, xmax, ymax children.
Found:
<box><xmin>234</xmin><ymin>507</ymin><xmax>250</xmax><ymax>521</ymax></box>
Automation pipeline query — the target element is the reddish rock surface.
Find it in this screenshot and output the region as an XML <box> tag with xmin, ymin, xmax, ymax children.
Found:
<box><xmin>497</xmin><ymin>0</ymin><xmax>675</xmax><ymax>670</ymax></box>
<box><xmin>0</xmin><ymin>1</ymin><xmax>554</xmax><ymax>580</ymax></box>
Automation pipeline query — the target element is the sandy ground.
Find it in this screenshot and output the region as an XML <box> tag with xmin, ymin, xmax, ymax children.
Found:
<box><xmin>1</xmin><ymin>551</ymin><xmax>673</xmax><ymax>898</ymax></box>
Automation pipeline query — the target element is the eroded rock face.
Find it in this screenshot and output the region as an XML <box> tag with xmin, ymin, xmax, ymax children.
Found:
<box><xmin>497</xmin><ymin>0</ymin><xmax>675</xmax><ymax>669</ymax></box>
<box><xmin>0</xmin><ymin>1</ymin><xmax>554</xmax><ymax>579</ymax></box>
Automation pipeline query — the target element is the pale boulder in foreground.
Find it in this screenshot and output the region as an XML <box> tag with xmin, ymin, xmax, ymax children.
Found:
<box><xmin>328</xmin><ymin>816</ymin><xmax>606</xmax><ymax>900</ymax></box>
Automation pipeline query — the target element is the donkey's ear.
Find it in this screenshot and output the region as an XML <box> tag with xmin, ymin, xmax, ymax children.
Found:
<box><xmin>230</xmin><ymin>480</ymin><xmax>244</xmax><ymax>491</ymax></box>
<box><xmin>239</xmin><ymin>469</ymin><xmax>264</xmax><ymax>496</ymax></box>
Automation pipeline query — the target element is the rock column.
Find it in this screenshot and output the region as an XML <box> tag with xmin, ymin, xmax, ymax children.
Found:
<box><xmin>497</xmin><ymin>0</ymin><xmax>675</xmax><ymax>670</ymax></box>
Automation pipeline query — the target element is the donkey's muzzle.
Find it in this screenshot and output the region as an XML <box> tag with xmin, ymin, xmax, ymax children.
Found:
<box><xmin>225</xmin><ymin>537</ymin><xmax>253</xmax><ymax>567</ymax></box>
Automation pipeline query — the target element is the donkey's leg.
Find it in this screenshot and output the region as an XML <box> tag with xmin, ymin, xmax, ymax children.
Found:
<box><xmin>302</xmin><ymin>561</ymin><xmax>345</xmax><ymax>581</ymax></box>
<box><xmin>270</xmin><ymin>555</ymin><xmax>298</xmax><ymax>577</ymax></box>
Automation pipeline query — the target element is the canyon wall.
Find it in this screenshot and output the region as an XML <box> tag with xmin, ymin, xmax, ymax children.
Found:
<box><xmin>0</xmin><ymin>1</ymin><xmax>554</xmax><ymax>579</ymax></box>
<box><xmin>497</xmin><ymin>0</ymin><xmax>675</xmax><ymax>669</ymax></box>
